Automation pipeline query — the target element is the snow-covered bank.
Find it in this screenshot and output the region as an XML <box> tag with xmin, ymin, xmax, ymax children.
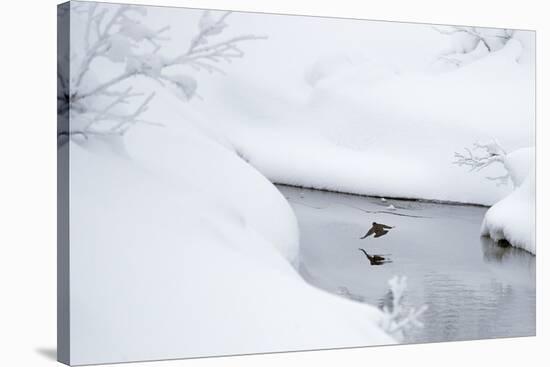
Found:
<box><xmin>196</xmin><ymin>38</ymin><xmax>534</xmax><ymax>207</ymax></box>
<box><xmin>68</xmin><ymin>110</ymin><xmax>394</xmax><ymax>365</ymax></box>
<box><xmin>481</xmin><ymin>147</ymin><xmax>535</xmax><ymax>254</ymax></box>
<box><xmin>62</xmin><ymin>4</ymin><xmax>535</xmax><ymax>363</ymax></box>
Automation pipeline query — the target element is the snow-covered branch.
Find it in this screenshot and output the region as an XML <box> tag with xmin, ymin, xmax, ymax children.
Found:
<box><xmin>433</xmin><ymin>26</ymin><xmax>515</xmax><ymax>69</ymax></box>
<box><xmin>60</xmin><ymin>4</ymin><xmax>266</xmax><ymax>142</ymax></box>
<box><xmin>433</xmin><ymin>26</ymin><xmax>492</xmax><ymax>51</ymax></box>
<box><xmin>454</xmin><ymin>140</ymin><xmax>506</xmax><ymax>171</ymax></box>
<box><xmin>176</xmin><ymin>11</ymin><xmax>267</xmax><ymax>73</ymax></box>
<box><xmin>379</xmin><ymin>276</ymin><xmax>427</xmax><ymax>341</ymax></box>
<box><xmin>454</xmin><ymin>139</ymin><xmax>513</xmax><ymax>186</ymax></box>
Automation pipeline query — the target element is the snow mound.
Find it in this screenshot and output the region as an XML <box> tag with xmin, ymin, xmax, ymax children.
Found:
<box><xmin>68</xmin><ymin>92</ymin><xmax>394</xmax><ymax>364</ymax></box>
<box><xmin>305</xmin><ymin>53</ymin><xmax>397</xmax><ymax>88</ymax></box>
<box><xmin>208</xmin><ymin>38</ymin><xmax>534</xmax><ymax>206</ymax></box>
<box><xmin>504</xmin><ymin>147</ymin><xmax>531</xmax><ymax>186</ymax></box>
<box><xmin>481</xmin><ymin>147</ymin><xmax>535</xmax><ymax>254</ymax></box>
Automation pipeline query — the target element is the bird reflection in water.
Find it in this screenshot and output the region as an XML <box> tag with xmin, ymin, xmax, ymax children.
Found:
<box><xmin>358</xmin><ymin>248</ymin><xmax>392</xmax><ymax>266</ymax></box>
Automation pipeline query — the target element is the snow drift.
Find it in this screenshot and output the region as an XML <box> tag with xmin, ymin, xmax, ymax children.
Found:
<box><xmin>198</xmin><ymin>38</ymin><xmax>534</xmax><ymax>207</ymax></box>
<box><xmin>63</xmin><ymin>5</ymin><xmax>535</xmax><ymax>363</ymax></box>
<box><xmin>68</xmin><ymin>92</ymin><xmax>394</xmax><ymax>365</ymax></box>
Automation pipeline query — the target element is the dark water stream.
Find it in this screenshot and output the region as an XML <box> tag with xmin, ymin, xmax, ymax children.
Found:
<box><xmin>278</xmin><ymin>185</ymin><xmax>535</xmax><ymax>343</ymax></box>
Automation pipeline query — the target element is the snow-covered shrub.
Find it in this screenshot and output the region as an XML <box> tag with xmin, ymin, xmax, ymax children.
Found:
<box><xmin>379</xmin><ymin>276</ymin><xmax>427</xmax><ymax>341</ymax></box>
<box><xmin>433</xmin><ymin>26</ymin><xmax>515</xmax><ymax>69</ymax></box>
<box><xmin>58</xmin><ymin>3</ymin><xmax>265</xmax><ymax>144</ymax></box>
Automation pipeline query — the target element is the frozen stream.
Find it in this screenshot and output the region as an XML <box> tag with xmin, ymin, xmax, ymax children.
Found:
<box><xmin>278</xmin><ymin>185</ymin><xmax>535</xmax><ymax>343</ymax></box>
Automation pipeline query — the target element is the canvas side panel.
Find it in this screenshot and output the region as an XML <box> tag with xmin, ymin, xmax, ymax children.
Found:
<box><xmin>57</xmin><ymin>2</ymin><xmax>71</xmax><ymax>365</ymax></box>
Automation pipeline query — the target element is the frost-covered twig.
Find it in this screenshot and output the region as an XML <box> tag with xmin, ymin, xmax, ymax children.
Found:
<box><xmin>433</xmin><ymin>26</ymin><xmax>494</xmax><ymax>51</ymax></box>
<box><xmin>453</xmin><ymin>147</ymin><xmax>502</xmax><ymax>171</ymax></box>
<box><xmin>433</xmin><ymin>26</ymin><xmax>515</xmax><ymax>68</ymax></box>
<box><xmin>454</xmin><ymin>139</ymin><xmax>506</xmax><ymax>171</ymax></box>
<box><xmin>453</xmin><ymin>139</ymin><xmax>511</xmax><ymax>186</ymax></box>
<box><xmin>75</xmin><ymin>92</ymin><xmax>156</xmax><ymax>136</ymax></box>
<box><xmin>379</xmin><ymin>276</ymin><xmax>428</xmax><ymax>341</ymax></box>
<box><xmin>72</xmin><ymin>8</ymin><xmax>265</xmax><ymax>101</ymax></box>
<box><xmin>60</xmin><ymin>4</ymin><xmax>266</xmax><ymax>142</ymax></box>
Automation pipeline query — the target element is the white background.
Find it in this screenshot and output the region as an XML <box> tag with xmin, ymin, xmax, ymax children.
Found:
<box><xmin>0</xmin><ymin>0</ymin><xmax>547</xmax><ymax>366</ymax></box>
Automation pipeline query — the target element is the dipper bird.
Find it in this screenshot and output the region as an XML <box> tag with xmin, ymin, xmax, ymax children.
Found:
<box><xmin>358</xmin><ymin>248</ymin><xmax>389</xmax><ymax>266</ymax></box>
<box><xmin>360</xmin><ymin>222</ymin><xmax>394</xmax><ymax>239</ymax></box>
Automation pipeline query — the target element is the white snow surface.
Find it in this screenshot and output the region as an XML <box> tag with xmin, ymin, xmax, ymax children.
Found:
<box><xmin>194</xmin><ymin>39</ymin><xmax>534</xmax><ymax>206</ymax></box>
<box><xmin>65</xmin><ymin>6</ymin><xmax>536</xmax><ymax>363</ymax></box>
<box><xmin>68</xmin><ymin>96</ymin><xmax>394</xmax><ymax>364</ymax></box>
<box><xmin>481</xmin><ymin>147</ymin><xmax>535</xmax><ymax>254</ymax></box>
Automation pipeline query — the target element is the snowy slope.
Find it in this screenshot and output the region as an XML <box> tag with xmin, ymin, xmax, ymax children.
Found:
<box><xmin>196</xmin><ymin>38</ymin><xmax>534</xmax><ymax>206</ymax></box>
<box><xmin>62</xmin><ymin>5</ymin><xmax>537</xmax><ymax>364</ymax></box>
<box><xmin>68</xmin><ymin>98</ymin><xmax>394</xmax><ymax>365</ymax></box>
